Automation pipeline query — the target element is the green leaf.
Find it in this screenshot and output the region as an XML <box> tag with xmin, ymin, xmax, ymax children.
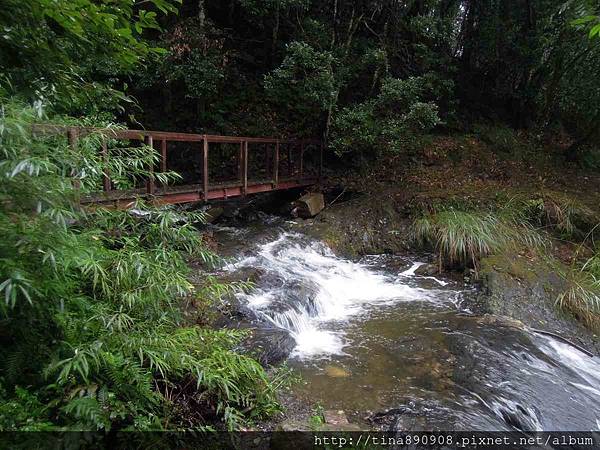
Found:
<box><xmin>571</xmin><ymin>15</ymin><xmax>598</xmax><ymax>26</ymax></box>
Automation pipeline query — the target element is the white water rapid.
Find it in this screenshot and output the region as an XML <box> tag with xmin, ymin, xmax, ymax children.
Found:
<box><xmin>226</xmin><ymin>232</ymin><xmax>436</xmax><ymax>358</ymax></box>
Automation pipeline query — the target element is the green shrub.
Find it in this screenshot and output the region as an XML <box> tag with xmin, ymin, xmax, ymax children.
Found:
<box><xmin>473</xmin><ymin>124</ymin><xmax>519</xmax><ymax>154</ymax></box>
<box><xmin>330</xmin><ymin>75</ymin><xmax>443</xmax><ymax>157</ymax></box>
<box><xmin>508</xmin><ymin>191</ymin><xmax>597</xmax><ymax>238</ymax></box>
<box><xmin>580</xmin><ymin>144</ymin><xmax>600</xmax><ymax>170</ymax></box>
<box><xmin>264</xmin><ymin>41</ymin><xmax>336</xmax><ymax>134</ymax></box>
<box><xmin>0</xmin><ymin>99</ymin><xmax>280</xmax><ymax>431</ymax></box>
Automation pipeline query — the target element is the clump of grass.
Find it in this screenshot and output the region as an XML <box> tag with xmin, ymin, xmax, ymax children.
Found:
<box><xmin>411</xmin><ymin>209</ymin><xmax>545</xmax><ymax>272</ymax></box>
<box><xmin>515</xmin><ymin>193</ymin><xmax>595</xmax><ymax>237</ymax></box>
<box><xmin>557</xmin><ymin>256</ymin><xmax>600</xmax><ymax>330</ymax></box>
<box><xmin>557</xmin><ymin>241</ymin><xmax>600</xmax><ymax>330</ymax></box>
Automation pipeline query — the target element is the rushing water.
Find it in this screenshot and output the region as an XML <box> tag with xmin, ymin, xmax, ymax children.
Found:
<box><xmin>216</xmin><ymin>221</ymin><xmax>600</xmax><ymax>432</ymax></box>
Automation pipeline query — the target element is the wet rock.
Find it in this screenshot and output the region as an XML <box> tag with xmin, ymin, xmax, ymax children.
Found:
<box><xmin>204</xmin><ymin>207</ymin><xmax>224</xmax><ymax>223</ymax></box>
<box><xmin>301</xmin><ymin>189</ymin><xmax>412</xmax><ymax>256</ymax></box>
<box><xmin>212</xmin><ymin>300</ymin><xmax>257</xmax><ymax>328</ymax></box>
<box><xmin>240</xmin><ymin>327</ymin><xmax>296</xmax><ymax>367</ymax></box>
<box><xmin>275</xmin><ymin>419</ymin><xmax>311</xmax><ymax>432</ymax></box>
<box><xmin>368</xmin><ymin>407</ymin><xmax>420</xmax><ymax>431</ymax></box>
<box><xmin>220</xmin><ymin>267</ymin><xmax>265</xmax><ymax>284</ymax></box>
<box><xmin>292</xmin><ymin>192</ymin><xmax>325</xmax><ymax>218</ymax></box>
<box><xmin>477</xmin><ymin>252</ymin><xmax>600</xmax><ymax>356</ymax></box>
<box><xmin>324</xmin><ymin>365</ymin><xmax>351</xmax><ymax>378</ymax></box>
<box><xmin>323</xmin><ymin>409</ymin><xmax>349</xmax><ymax>426</ymax></box>
<box><xmin>475</xmin><ymin>314</ymin><xmax>525</xmax><ymax>330</ymax></box>
<box><xmin>320</xmin><ymin>422</ymin><xmax>363</xmax><ymax>431</ymax></box>
<box><xmin>414</xmin><ymin>263</ymin><xmax>438</xmax><ymax>276</ymax></box>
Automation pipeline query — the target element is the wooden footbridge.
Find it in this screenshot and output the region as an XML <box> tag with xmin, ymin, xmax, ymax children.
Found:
<box><xmin>38</xmin><ymin>126</ymin><xmax>323</xmax><ymax>207</ymax></box>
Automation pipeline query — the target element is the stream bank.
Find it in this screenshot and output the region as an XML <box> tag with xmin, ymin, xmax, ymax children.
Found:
<box><xmin>302</xmin><ymin>186</ymin><xmax>600</xmax><ymax>356</ymax></box>
<box><xmin>202</xmin><ymin>136</ymin><xmax>600</xmax><ymax>431</ymax></box>
<box><xmin>203</xmin><ymin>181</ymin><xmax>600</xmax><ymax>432</ymax></box>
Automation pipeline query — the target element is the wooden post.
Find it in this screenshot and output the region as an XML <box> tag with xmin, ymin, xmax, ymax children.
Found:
<box><xmin>237</xmin><ymin>142</ymin><xmax>243</xmax><ymax>181</ymax></box>
<box><xmin>145</xmin><ymin>135</ymin><xmax>155</xmax><ymax>195</ymax></box>
<box><xmin>265</xmin><ymin>143</ymin><xmax>271</xmax><ymax>178</ymax></box>
<box><xmin>160</xmin><ymin>139</ymin><xmax>167</xmax><ymax>173</ymax></box>
<box><xmin>202</xmin><ymin>135</ymin><xmax>209</xmax><ymax>200</ymax></box>
<box><xmin>67</xmin><ymin>128</ymin><xmax>81</xmax><ymax>200</ymax></box>
<box><xmin>242</xmin><ymin>141</ymin><xmax>248</xmax><ymax>196</ymax></box>
<box><xmin>273</xmin><ymin>140</ymin><xmax>279</xmax><ymax>188</ymax></box>
<box><xmin>101</xmin><ymin>138</ymin><xmax>111</xmax><ymax>193</ymax></box>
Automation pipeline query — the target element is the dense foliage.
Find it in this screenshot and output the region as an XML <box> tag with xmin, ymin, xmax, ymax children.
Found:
<box><xmin>0</xmin><ymin>0</ymin><xmax>285</xmax><ymax>431</ymax></box>
<box><xmin>0</xmin><ymin>0</ymin><xmax>181</xmax><ymax>115</ymax></box>
<box><xmin>2</xmin><ymin>0</ymin><xmax>600</xmax><ymax>432</ymax></box>
<box><xmin>127</xmin><ymin>0</ymin><xmax>600</xmax><ymax>162</ymax></box>
<box><xmin>0</xmin><ymin>101</ymin><xmax>281</xmax><ymax>431</ymax></box>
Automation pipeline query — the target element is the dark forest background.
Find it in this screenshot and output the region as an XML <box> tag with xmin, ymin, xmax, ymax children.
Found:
<box><xmin>3</xmin><ymin>0</ymin><xmax>600</xmax><ymax>162</ymax></box>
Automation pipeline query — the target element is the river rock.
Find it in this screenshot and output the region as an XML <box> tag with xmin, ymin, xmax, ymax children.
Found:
<box><xmin>323</xmin><ymin>410</ymin><xmax>349</xmax><ymax>426</ymax></box>
<box><xmin>240</xmin><ymin>327</ymin><xmax>296</xmax><ymax>367</ymax></box>
<box><xmin>324</xmin><ymin>365</ymin><xmax>351</xmax><ymax>378</ymax></box>
<box><xmin>414</xmin><ymin>263</ymin><xmax>439</xmax><ymax>276</ymax></box>
<box><xmin>292</xmin><ymin>192</ymin><xmax>325</xmax><ymax>218</ymax></box>
<box><xmin>275</xmin><ymin>419</ymin><xmax>312</xmax><ymax>431</ymax></box>
<box><xmin>204</xmin><ymin>207</ymin><xmax>224</xmax><ymax>223</ymax></box>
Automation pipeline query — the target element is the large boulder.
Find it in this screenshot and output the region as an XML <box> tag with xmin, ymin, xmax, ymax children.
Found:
<box><xmin>292</xmin><ymin>192</ymin><xmax>325</xmax><ymax>218</ymax></box>
<box><xmin>204</xmin><ymin>206</ymin><xmax>224</xmax><ymax>223</ymax></box>
<box><xmin>239</xmin><ymin>327</ymin><xmax>296</xmax><ymax>367</ymax></box>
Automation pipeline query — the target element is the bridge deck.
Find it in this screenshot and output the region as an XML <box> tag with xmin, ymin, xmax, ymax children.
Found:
<box><xmin>85</xmin><ymin>177</ymin><xmax>317</xmax><ymax>207</ymax></box>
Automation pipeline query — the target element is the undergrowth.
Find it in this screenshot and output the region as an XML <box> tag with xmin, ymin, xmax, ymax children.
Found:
<box><xmin>0</xmin><ymin>100</ymin><xmax>282</xmax><ymax>431</ymax></box>
<box><xmin>411</xmin><ymin>208</ymin><xmax>545</xmax><ymax>272</ymax></box>
<box><xmin>556</xmin><ymin>233</ymin><xmax>600</xmax><ymax>330</ymax></box>
<box><xmin>411</xmin><ymin>190</ymin><xmax>600</xmax><ymax>329</ymax></box>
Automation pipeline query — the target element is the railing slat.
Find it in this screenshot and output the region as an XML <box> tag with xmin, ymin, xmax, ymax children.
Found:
<box><xmin>273</xmin><ymin>140</ymin><xmax>279</xmax><ymax>188</ymax></box>
<box><xmin>242</xmin><ymin>141</ymin><xmax>248</xmax><ymax>196</ymax></box>
<box><xmin>202</xmin><ymin>136</ymin><xmax>209</xmax><ymax>199</ymax></box>
<box><xmin>145</xmin><ymin>135</ymin><xmax>155</xmax><ymax>195</ymax></box>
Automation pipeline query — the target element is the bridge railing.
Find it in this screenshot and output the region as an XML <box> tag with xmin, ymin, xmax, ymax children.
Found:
<box><xmin>33</xmin><ymin>125</ymin><xmax>323</xmax><ymax>205</ymax></box>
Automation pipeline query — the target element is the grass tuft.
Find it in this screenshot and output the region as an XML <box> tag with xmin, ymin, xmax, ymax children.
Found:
<box><xmin>508</xmin><ymin>191</ymin><xmax>598</xmax><ymax>238</ymax></box>
<box><xmin>411</xmin><ymin>209</ymin><xmax>545</xmax><ymax>272</ymax></box>
<box><xmin>557</xmin><ymin>253</ymin><xmax>600</xmax><ymax>330</ymax></box>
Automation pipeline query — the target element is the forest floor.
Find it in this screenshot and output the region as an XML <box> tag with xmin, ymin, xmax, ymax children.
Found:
<box><xmin>328</xmin><ymin>134</ymin><xmax>600</xmax><ymax>217</ymax></box>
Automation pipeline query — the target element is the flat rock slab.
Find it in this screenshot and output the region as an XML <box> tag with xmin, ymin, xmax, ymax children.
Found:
<box><xmin>324</xmin><ymin>409</ymin><xmax>349</xmax><ymax>426</ymax></box>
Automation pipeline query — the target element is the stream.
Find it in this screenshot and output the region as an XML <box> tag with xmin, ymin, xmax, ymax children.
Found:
<box><xmin>213</xmin><ymin>217</ymin><xmax>600</xmax><ymax>432</ymax></box>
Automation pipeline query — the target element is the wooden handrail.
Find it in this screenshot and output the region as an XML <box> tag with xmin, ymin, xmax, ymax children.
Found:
<box><xmin>33</xmin><ymin>124</ymin><xmax>324</xmax><ymax>203</ymax></box>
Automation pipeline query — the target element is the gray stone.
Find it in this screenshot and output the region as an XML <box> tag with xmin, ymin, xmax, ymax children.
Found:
<box><xmin>275</xmin><ymin>419</ymin><xmax>312</xmax><ymax>432</ymax></box>
<box><xmin>204</xmin><ymin>207</ymin><xmax>224</xmax><ymax>223</ymax></box>
<box><xmin>293</xmin><ymin>192</ymin><xmax>325</xmax><ymax>218</ymax></box>
<box><xmin>414</xmin><ymin>263</ymin><xmax>439</xmax><ymax>276</ymax></box>
<box><xmin>240</xmin><ymin>327</ymin><xmax>296</xmax><ymax>367</ymax></box>
<box><xmin>323</xmin><ymin>410</ymin><xmax>349</xmax><ymax>426</ymax></box>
